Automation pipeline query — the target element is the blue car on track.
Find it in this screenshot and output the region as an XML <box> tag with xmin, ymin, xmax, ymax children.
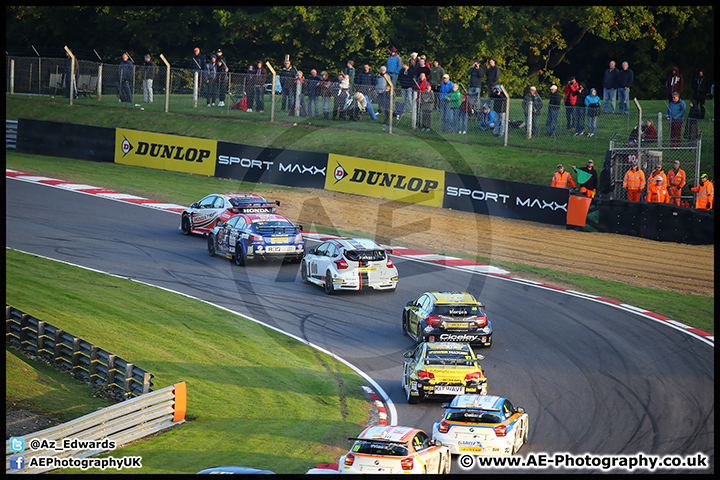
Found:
<box><xmin>207</xmin><ymin>213</ymin><xmax>304</xmax><ymax>265</ymax></box>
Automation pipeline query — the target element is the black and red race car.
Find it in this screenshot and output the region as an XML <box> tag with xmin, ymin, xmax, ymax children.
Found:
<box><xmin>180</xmin><ymin>193</ymin><xmax>279</xmax><ymax>235</ymax></box>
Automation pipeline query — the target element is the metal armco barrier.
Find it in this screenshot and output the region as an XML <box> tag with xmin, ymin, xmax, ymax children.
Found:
<box><xmin>5</xmin><ymin>382</ymin><xmax>186</xmax><ymax>474</ymax></box>
<box><xmin>6</xmin><ymin>305</ymin><xmax>154</xmax><ymax>399</ymax></box>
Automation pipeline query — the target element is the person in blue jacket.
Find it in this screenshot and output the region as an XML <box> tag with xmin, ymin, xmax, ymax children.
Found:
<box><xmin>386</xmin><ymin>47</ymin><xmax>402</xmax><ymax>87</ymax></box>
<box><xmin>666</xmin><ymin>92</ymin><xmax>686</xmax><ymax>147</ymax></box>
<box><xmin>584</xmin><ymin>87</ymin><xmax>602</xmax><ymax>137</ymax></box>
<box><xmin>478</xmin><ymin>104</ymin><xmax>496</xmax><ymax>131</ymax></box>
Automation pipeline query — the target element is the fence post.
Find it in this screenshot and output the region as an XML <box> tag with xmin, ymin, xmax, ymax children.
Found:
<box><xmin>53</xmin><ymin>329</ymin><xmax>64</xmax><ymax>362</ymax></box>
<box><xmin>64</xmin><ymin>46</ymin><xmax>76</xmax><ymax>106</ymax></box>
<box><xmin>266</xmin><ymin>61</ymin><xmax>276</xmax><ymax>123</ymax></box>
<box><xmin>10</xmin><ymin>59</ymin><xmax>15</xmax><ymax>95</ymax></box>
<box><xmin>97</xmin><ymin>64</ymin><xmax>103</xmax><ymax>101</ymax></box>
<box><xmin>89</xmin><ymin>345</ymin><xmax>99</xmax><ymax>383</ymax></box>
<box><xmin>384</xmin><ymin>73</ymin><xmax>393</xmax><ymax>134</ymax></box>
<box><xmin>19</xmin><ymin>313</ymin><xmax>30</xmax><ymax>346</ymax></box>
<box><xmin>657</xmin><ymin>111</ymin><xmax>663</xmax><ymax>146</ymax></box>
<box><xmin>160</xmin><ymin>54</ymin><xmax>171</xmax><ymax>113</ymax></box>
<box><xmin>143</xmin><ymin>372</ymin><xmax>152</xmax><ymax>394</ymax></box>
<box><xmin>37</xmin><ymin>321</ymin><xmax>46</xmax><ymax>354</ymax></box>
<box><xmin>294</xmin><ymin>74</ymin><xmax>301</xmax><ymax>117</ymax></box>
<box><xmin>193</xmin><ymin>71</ymin><xmax>199</xmax><ymax>108</ymax></box>
<box><xmin>124</xmin><ymin>363</ymin><xmax>134</xmax><ymax>398</ymax></box>
<box><xmin>412</xmin><ymin>90</ymin><xmax>417</xmax><ymax>130</ymax></box>
<box><xmin>106</xmin><ymin>354</ymin><xmax>116</xmax><ymax>390</ymax></box>
<box><xmin>526</xmin><ymin>101</ymin><xmax>533</xmax><ymax>140</ymax></box>
<box><xmin>72</xmin><ymin>337</ymin><xmax>82</xmax><ymax>376</ymax></box>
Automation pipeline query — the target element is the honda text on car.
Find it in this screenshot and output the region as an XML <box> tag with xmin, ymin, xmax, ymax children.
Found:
<box><xmin>181</xmin><ymin>193</ymin><xmax>279</xmax><ymax>235</ymax></box>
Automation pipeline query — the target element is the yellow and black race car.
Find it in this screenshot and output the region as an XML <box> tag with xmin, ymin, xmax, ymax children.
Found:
<box><xmin>401</xmin><ymin>342</ymin><xmax>487</xmax><ymax>404</ymax></box>
<box><xmin>402</xmin><ymin>292</ymin><xmax>493</xmax><ymax>347</ymax></box>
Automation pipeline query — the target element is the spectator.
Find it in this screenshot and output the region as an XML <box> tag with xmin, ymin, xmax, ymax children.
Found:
<box><xmin>189</xmin><ymin>47</ymin><xmax>205</xmax><ymax>72</ymax></box>
<box><xmin>245</xmin><ymin>64</ymin><xmax>255</xmax><ymax>111</ymax></box>
<box><xmin>64</xmin><ymin>50</ymin><xmax>77</xmax><ymax>99</ymax></box>
<box><xmin>584</xmin><ymin>87</ymin><xmax>602</xmax><ymax>137</ymax></box>
<box><xmin>551</xmin><ymin>164</ymin><xmax>576</xmax><ymax>190</ymax></box>
<box><xmin>204</xmin><ymin>54</ymin><xmax>218</xmax><ymax>107</ymax></box>
<box><xmin>690</xmin><ymin>173</ymin><xmax>714</xmax><ymax>210</ymax></box>
<box><xmin>563</xmin><ymin>77</ymin><xmax>578</xmax><ymax>130</ymax></box>
<box><xmin>522</xmin><ymin>86</ymin><xmax>542</xmax><ymax>136</ymax></box>
<box><xmin>572</xmin><ymin>159</ymin><xmax>598</xmax><ymax>197</ymax></box>
<box><xmin>398</xmin><ymin>61</ymin><xmax>416</xmax><ymax>116</ymax></box>
<box><xmin>376</xmin><ymin>66</ymin><xmax>392</xmax><ymax>125</ymax></box>
<box><xmin>430</xmin><ymin>59</ymin><xmax>445</xmax><ymax>93</ymax></box>
<box><xmin>447</xmin><ymin>83</ymin><xmax>462</xmax><ymax>133</ymax></box>
<box><xmin>649</xmin><ymin>163</ymin><xmax>668</xmax><ymax>190</ymax></box>
<box><xmin>216</xmin><ymin>57</ymin><xmax>229</xmax><ymax>107</ymax></box>
<box><xmin>667</xmin><ymin>159</ymin><xmax>686</xmax><ymax>206</ymax></box>
<box><xmin>616</xmin><ymin>61</ymin><xmax>633</xmax><ymax>115</ymax></box>
<box><xmin>438</xmin><ymin>74</ymin><xmax>454</xmax><ymax>132</ymax></box>
<box><xmin>599</xmin><ymin>154</ymin><xmax>613</xmax><ymax>199</ymax></box>
<box><xmin>467</xmin><ymin>59</ymin><xmax>484</xmax><ymax>105</ymax></box>
<box><xmin>319</xmin><ymin>70</ymin><xmax>333</xmax><ymax>119</ymax></box>
<box><xmin>288</xmin><ymin>70</ymin><xmax>306</xmax><ymax>117</ymax></box>
<box><xmin>332</xmin><ymin>73</ymin><xmax>349</xmax><ymax>120</ymax></box>
<box><xmin>602</xmin><ymin>60</ymin><xmax>619</xmax><ymax>113</ymax></box>
<box><xmin>622</xmin><ymin>158</ymin><xmax>646</xmax><ymax>202</ymax></box>
<box><xmin>459</xmin><ymin>93</ymin><xmax>472</xmax><ymax>134</ymax></box>
<box><xmin>684</xmin><ymin>98</ymin><xmax>702</xmax><ymax>141</ymax></box>
<box><xmin>414</xmin><ymin>72</ymin><xmax>431</xmax><ymax>130</ymax></box>
<box><xmin>216</xmin><ymin>49</ymin><xmax>228</xmax><ymax>69</ymax></box>
<box><xmin>572</xmin><ymin>82</ymin><xmax>587</xmax><ymax>136</ymax></box>
<box><xmin>142</xmin><ymin>54</ymin><xmax>156</xmax><ymax>104</ymax></box>
<box><xmin>666</xmin><ymin>66</ymin><xmax>684</xmax><ymax>102</ymax></box>
<box><xmin>356</xmin><ymin>64</ymin><xmax>374</xmax><ymax>101</ymax></box>
<box><xmin>665</xmin><ymin>91</ymin><xmax>686</xmax><ymax>147</ymax></box>
<box><xmin>418</xmin><ymin>82</ymin><xmax>434</xmax><ymax>131</ymax></box>
<box><xmin>386</xmin><ymin>47</ymin><xmax>402</xmax><ymax>86</ymax></box>
<box><xmin>415</xmin><ymin>58</ymin><xmax>431</xmax><ymax>84</ymax></box>
<box><xmin>486</xmin><ymin>59</ymin><xmax>500</xmax><ymax>96</ymax></box>
<box><xmin>408</xmin><ymin>52</ymin><xmax>419</xmax><ymax>70</ymax></box>
<box><xmin>641</xmin><ymin>119</ymin><xmax>657</xmax><ymax>145</ymax></box>
<box><xmin>478</xmin><ymin>104</ymin><xmax>495</xmax><ymax>132</ymax></box>
<box><xmin>344</xmin><ymin>60</ymin><xmax>355</xmax><ymax>88</ymax></box>
<box><xmin>691</xmin><ymin>69</ymin><xmax>709</xmax><ymax>115</ymax></box>
<box><xmin>646</xmin><ymin>175</ymin><xmax>670</xmax><ymax>203</ymax></box>
<box><xmin>279</xmin><ymin>59</ymin><xmax>296</xmax><ymax>112</ymax></box>
<box><xmin>307</xmin><ymin>68</ymin><xmax>321</xmax><ymax>117</ymax></box>
<box><xmin>489</xmin><ymin>84</ymin><xmax>507</xmax><ymax>137</ymax></box>
<box><xmin>254</xmin><ymin>61</ymin><xmax>267</xmax><ymax>112</ymax></box>
<box><xmin>546</xmin><ymin>84</ymin><xmax>561</xmax><ymax>136</ymax></box>
<box><xmin>119</xmin><ymin>53</ymin><xmax>134</xmax><ymax>103</ymax></box>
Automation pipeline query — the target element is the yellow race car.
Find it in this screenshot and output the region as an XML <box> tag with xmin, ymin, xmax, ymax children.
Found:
<box><xmin>401</xmin><ymin>342</ymin><xmax>487</xmax><ymax>404</ymax></box>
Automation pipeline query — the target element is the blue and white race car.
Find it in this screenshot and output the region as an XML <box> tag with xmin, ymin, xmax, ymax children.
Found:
<box><xmin>207</xmin><ymin>213</ymin><xmax>304</xmax><ymax>265</ymax></box>
<box><xmin>431</xmin><ymin>394</ymin><xmax>528</xmax><ymax>456</ymax></box>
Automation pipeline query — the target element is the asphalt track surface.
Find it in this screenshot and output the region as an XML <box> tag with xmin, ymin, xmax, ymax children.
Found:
<box><xmin>5</xmin><ymin>177</ymin><xmax>714</xmax><ymax>474</ymax></box>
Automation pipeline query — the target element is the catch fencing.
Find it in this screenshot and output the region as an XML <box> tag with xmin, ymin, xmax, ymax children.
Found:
<box><xmin>6</xmin><ymin>54</ymin><xmax>714</xmax><ymax>164</ymax></box>
<box><xmin>6</xmin><ymin>305</ymin><xmax>154</xmax><ymax>400</ymax></box>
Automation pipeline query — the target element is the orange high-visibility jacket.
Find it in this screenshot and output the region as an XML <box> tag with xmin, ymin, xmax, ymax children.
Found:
<box><xmin>551</xmin><ymin>171</ymin><xmax>576</xmax><ymax>189</ymax></box>
<box><xmin>646</xmin><ymin>183</ymin><xmax>669</xmax><ymax>203</ymax></box>
<box><xmin>691</xmin><ymin>180</ymin><xmax>714</xmax><ymax>209</ymax></box>
<box><xmin>623</xmin><ymin>168</ymin><xmax>646</xmax><ymax>190</ymax></box>
<box><xmin>650</xmin><ymin>170</ymin><xmax>668</xmax><ymax>189</ymax></box>
<box><xmin>668</xmin><ymin>167</ymin><xmax>686</xmax><ymax>190</ymax></box>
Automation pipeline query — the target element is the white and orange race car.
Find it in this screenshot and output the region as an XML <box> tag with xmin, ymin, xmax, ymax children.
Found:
<box><xmin>339</xmin><ymin>425</ymin><xmax>451</xmax><ymax>474</ymax></box>
<box><xmin>180</xmin><ymin>193</ymin><xmax>279</xmax><ymax>235</ymax></box>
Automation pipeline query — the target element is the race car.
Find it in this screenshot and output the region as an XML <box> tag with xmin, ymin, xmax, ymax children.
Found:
<box><xmin>338</xmin><ymin>425</ymin><xmax>451</xmax><ymax>474</ymax></box>
<box><xmin>401</xmin><ymin>342</ymin><xmax>487</xmax><ymax>404</ymax></box>
<box><xmin>402</xmin><ymin>291</ymin><xmax>492</xmax><ymax>347</ymax></box>
<box><xmin>432</xmin><ymin>394</ymin><xmax>529</xmax><ymax>456</ymax></box>
<box><xmin>180</xmin><ymin>193</ymin><xmax>279</xmax><ymax>235</ymax></box>
<box><xmin>300</xmin><ymin>238</ymin><xmax>398</xmax><ymax>294</ymax></box>
<box><xmin>207</xmin><ymin>213</ymin><xmax>304</xmax><ymax>265</ymax></box>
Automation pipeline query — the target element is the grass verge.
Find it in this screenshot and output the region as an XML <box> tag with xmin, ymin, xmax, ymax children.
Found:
<box><xmin>5</xmin><ymin>249</ymin><xmax>370</xmax><ymax>474</ymax></box>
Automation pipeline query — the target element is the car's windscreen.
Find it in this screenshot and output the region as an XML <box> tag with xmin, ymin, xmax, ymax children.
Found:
<box><xmin>351</xmin><ymin>440</ymin><xmax>408</xmax><ymax>456</ymax></box>
<box><xmin>434</xmin><ymin>305</ymin><xmax>484</xmax><ymax>317</ymax></box>
<box><xmin>344</xmin><ymin>249</ymin><xmax>386</xmax><ymax>261</ymax></box>
<box><xmin>424</xmin><ymin>351</ymin><xmax>476</xmax><ymax>366</ymax></box>
<box><xmin>254</xmin><ymin>221</ymin><xmax>296</xmax><ymax>233</ymax></box>
<box><xmin>446</xmin><ymin>410</ymin><xmax>503</xmax><ymax>424</ymax></box>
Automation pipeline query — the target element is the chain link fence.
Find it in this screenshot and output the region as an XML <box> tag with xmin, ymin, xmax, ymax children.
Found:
<box><xmin>7</xmin><ymin>54</ymin><xmax>714</xmax><ymax>179</ymax></box>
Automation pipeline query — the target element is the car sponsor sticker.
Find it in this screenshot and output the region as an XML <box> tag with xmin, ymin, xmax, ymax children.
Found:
<box><xmin>435</xmin><ymin>386</ymin><xmax>465</xmax><ymax>395</ymax></box>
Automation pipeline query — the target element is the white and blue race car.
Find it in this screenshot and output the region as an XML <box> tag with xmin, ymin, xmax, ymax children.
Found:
<box><xmin>431</xmin><ymin>394</ymin><xmax>528</xmax><ymax>456</ymax></box>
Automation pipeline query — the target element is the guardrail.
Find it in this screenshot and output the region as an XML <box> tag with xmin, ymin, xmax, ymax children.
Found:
<box><xmin>6</xmin><ymin>305</ymin><xmax>154</xmax><ymax>399</ymax></box>
<box><xmin>5</xmin><ymin>382</ymin><xmax>186</xmax><ymax>474</ymax></box>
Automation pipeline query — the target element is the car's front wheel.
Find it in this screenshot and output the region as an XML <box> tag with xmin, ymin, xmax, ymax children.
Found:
<box><xmin>181</xmin><ymin>214</ymin><xmax>192</xmax><ymax>235</ymax></box>
<box><xmin>300</xmin><ymin>261</ymin><xmax>309</xmax><ymax>283</ymax></box>
<box><xmin>402</xmin><ymin>312</ymin><xmax>409</xmax><ymax>337</ymax></box>
<box><xmin>207</xmin><ymin>234</ymin><xmax>216</xmax><ymax>256</ymax></box>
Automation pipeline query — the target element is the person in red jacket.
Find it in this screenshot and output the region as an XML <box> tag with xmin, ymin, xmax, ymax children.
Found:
<box><xmin>690</xmin><ymin>173</ymin><xmax>714</xmax><ymax>210</ymax></box>
<box><xmin>551</xmin><ymin>164</ymin><xmax>576</xmax><ymax>189</ymax></box>
<box><xmin>646</xmin><ymin>176</ymin><xmax>670</xmax><ymax>203</ymax></box>
<box><xmin>562</xmin><ymin>77</ymin><xmax>578</xmax><ymax>130</ymax></box>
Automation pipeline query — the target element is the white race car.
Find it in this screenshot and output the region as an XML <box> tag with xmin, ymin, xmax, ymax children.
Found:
<box><xmin>339</xmin><ymin>425</ymin><xmax>451</xmax><ymax>474</ymax></box>
<box><xmin>300</xmin><ymin>238</ymin><xmax>398</xmax><ymax>294</ymax></box>
<box><xmin>431</xmin><ymin>394</ymin><xmax>529</xmax><ymax>456</ymax></box>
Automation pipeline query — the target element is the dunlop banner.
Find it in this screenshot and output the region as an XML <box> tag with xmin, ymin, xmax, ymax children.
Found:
<box><xmin>115</xmin><ymin>128</ymin><xmax>216</xmax><ymax>176</ymax></box>
<box><xmin>326</xmin><ymin>154</ymin><xmax>444</xmax><ymax>207</ymax></box>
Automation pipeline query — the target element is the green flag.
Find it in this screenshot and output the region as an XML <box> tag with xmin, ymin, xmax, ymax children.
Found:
<box><xmin>574</xmin><ymin>167</ymin><xmax>592</xmax><ymax>185</ymax></box>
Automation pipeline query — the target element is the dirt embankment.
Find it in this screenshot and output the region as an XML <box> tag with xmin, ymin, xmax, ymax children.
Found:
<box><xmin>269</xmin><ymin>188</ymin><xmax>713</xmax><ymax>297</ymax></box>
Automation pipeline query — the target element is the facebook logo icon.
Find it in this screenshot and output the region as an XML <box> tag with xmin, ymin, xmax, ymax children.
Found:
<box><xmin>9</xmin><ymin>454</ymin><xmax>25</xmax><ymax>470</ymax></box>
